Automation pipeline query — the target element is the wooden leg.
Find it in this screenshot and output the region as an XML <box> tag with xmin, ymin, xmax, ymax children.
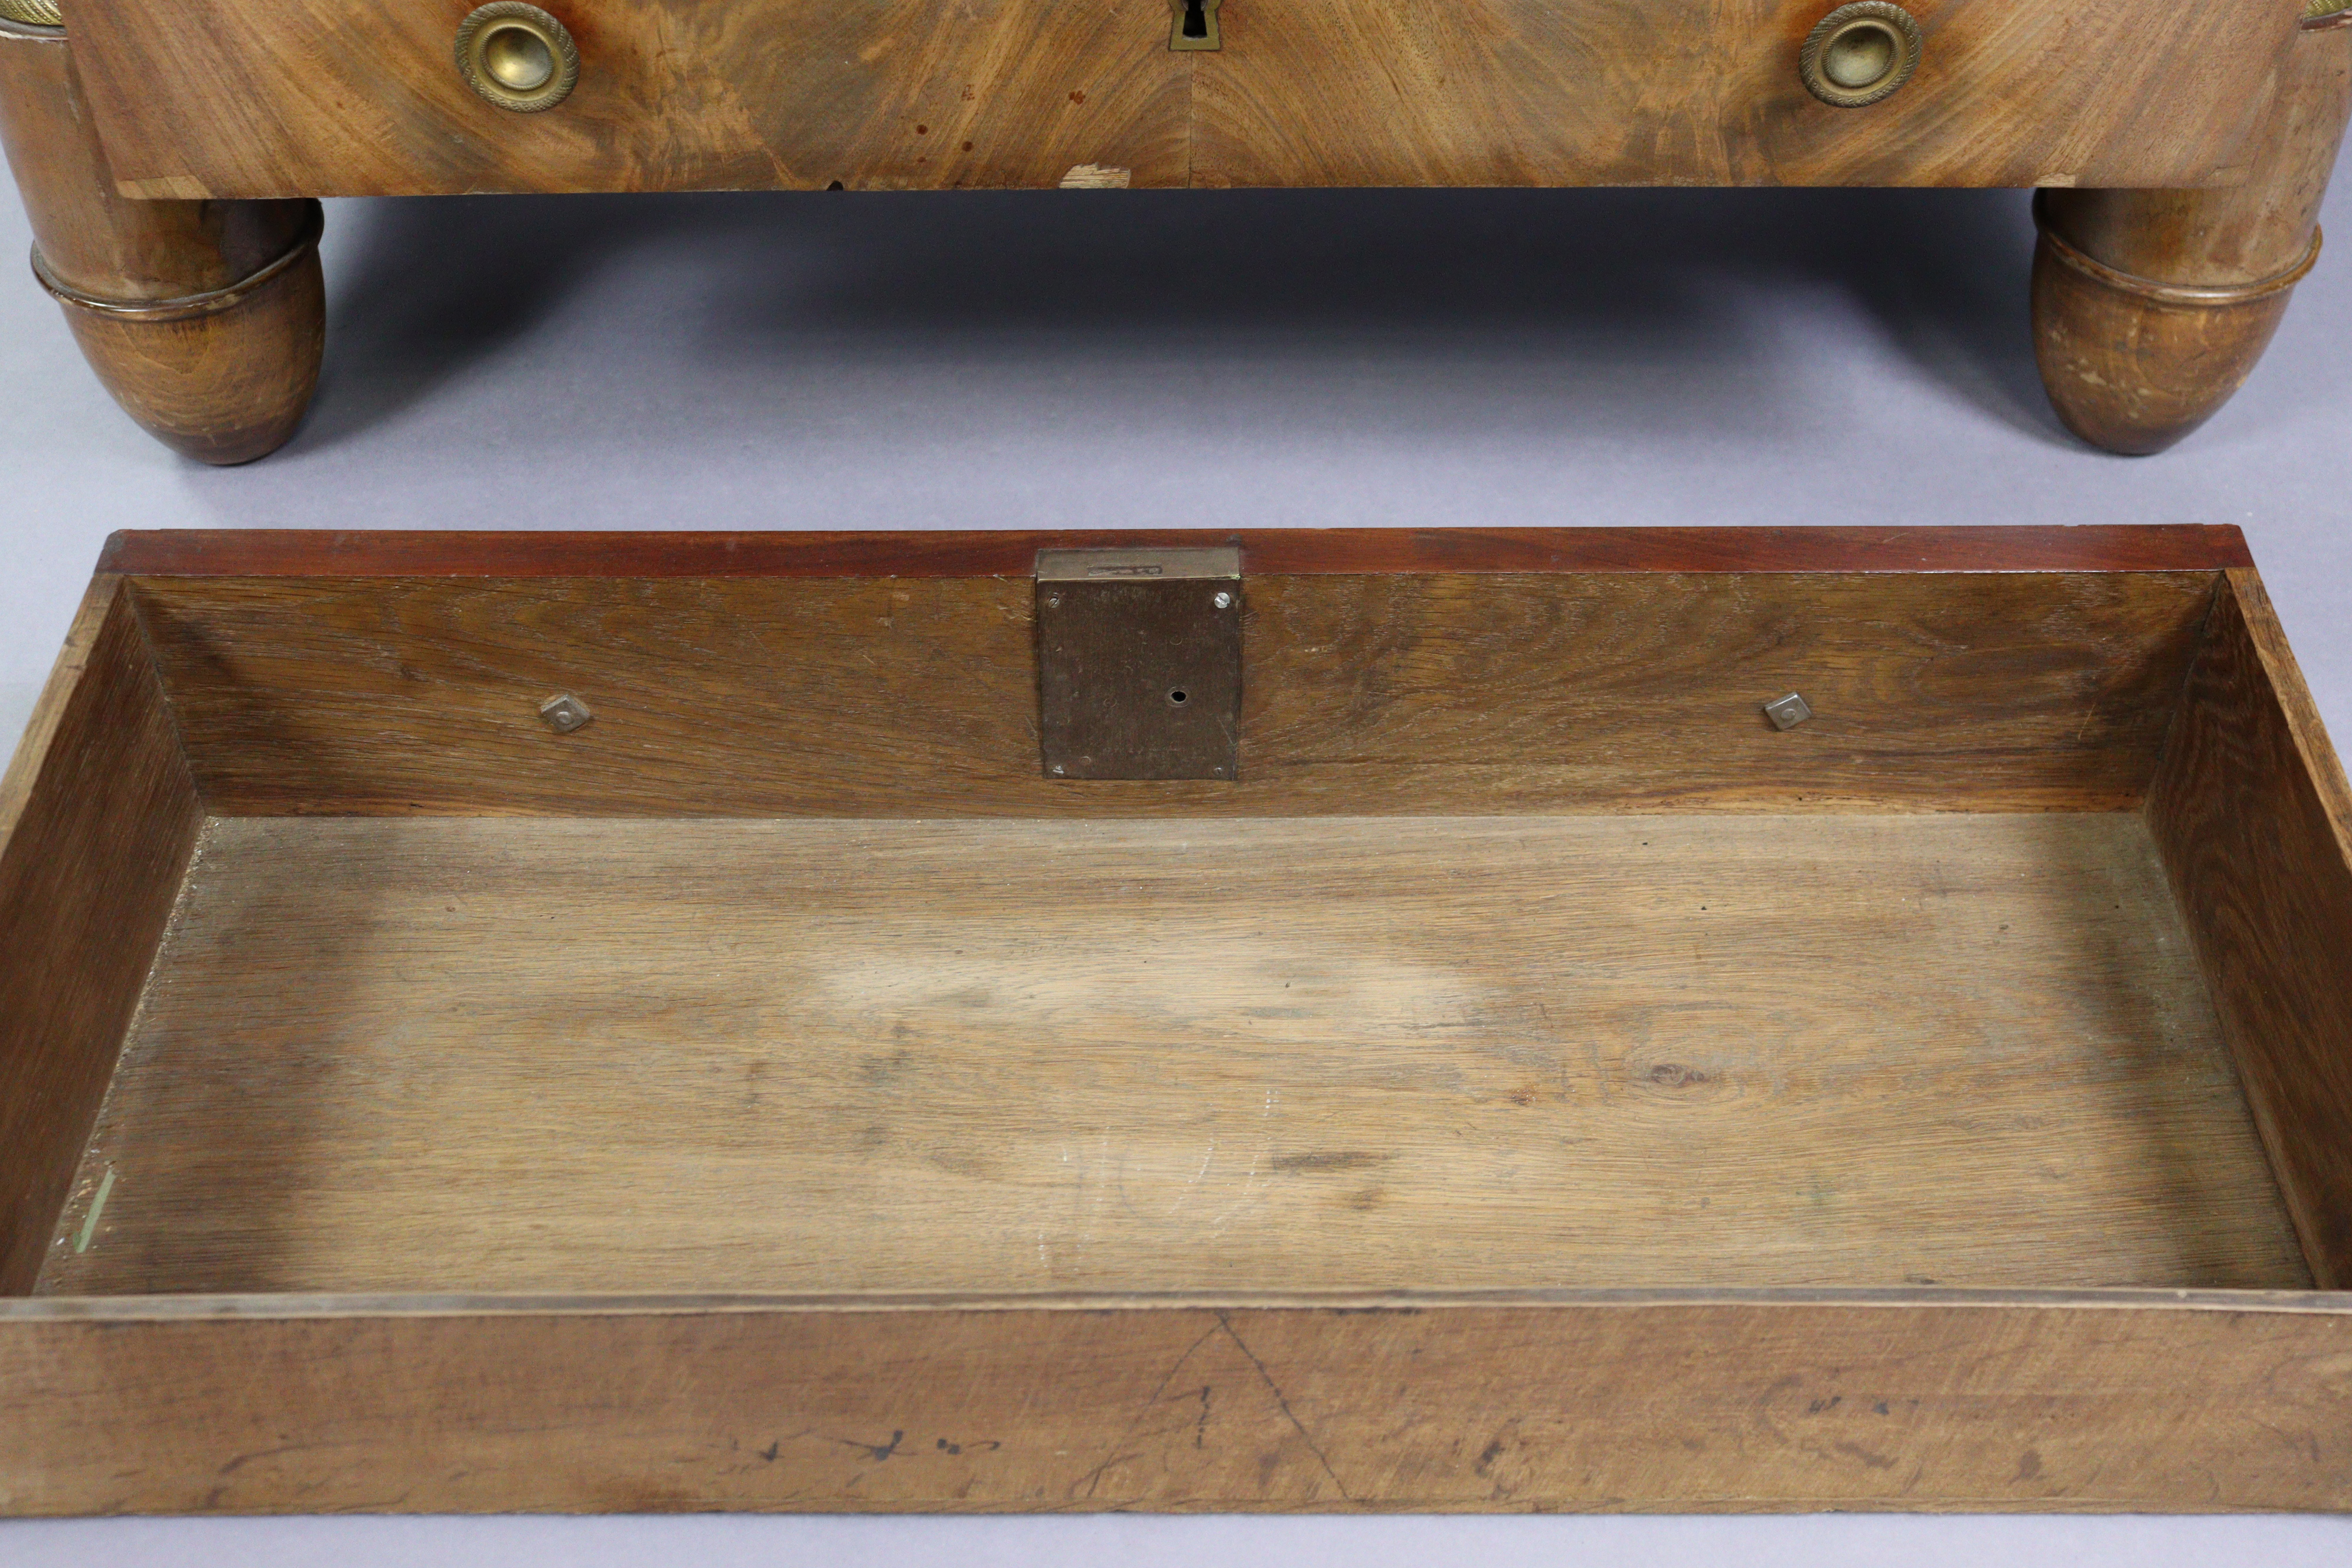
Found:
<box><xmin>0</xmin><ymin>15</ymin><xmax>322</xmax><ymax>465</ymax></box>
<box><xmin>2033</xmin><ymin>19</ymin><xmax>2352</xmax><ymax>456</ymax></box>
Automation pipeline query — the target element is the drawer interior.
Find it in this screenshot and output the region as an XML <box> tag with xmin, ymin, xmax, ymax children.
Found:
<box><xmin>37</xmin><ymin>811</ymin><xmax>2307</xmax><ymax>1296</ymax></box>
<box><xmin>4</xmin><ymin>552</ymin><xmax>2348</xmax><ymax>1301</ymax></box>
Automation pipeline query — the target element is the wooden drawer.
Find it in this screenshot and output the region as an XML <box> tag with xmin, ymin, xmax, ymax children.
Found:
<box><xmin>66</xmin><ymin>0</ymin><xmax>2306</xmax><ymax>198</ymax></box>
<box><xmin>5</xmin><ymin>524</ymin><xmax>2352</xmax><ymax>1514</ymax></box>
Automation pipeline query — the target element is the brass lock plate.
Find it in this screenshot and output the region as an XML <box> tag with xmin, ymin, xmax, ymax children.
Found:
<box><xmin>1037</xmin><ymin>547</ymin><xmax>1242</xmax><ymax>781</ymax></box>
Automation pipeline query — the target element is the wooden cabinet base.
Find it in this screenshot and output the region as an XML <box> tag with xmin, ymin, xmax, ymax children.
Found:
<box><xmin>0</xmin><ymin>19</ymin><xmax>323</xmax><ymax>465</ymax></box>
<box><xmin>1</xmin><ymin>8</ymin><xmax>2348</xmax><ymax>458</ymax></box>
<box><xmin>6</xmin><ymin>525</ymin><xmax>2352</xmax><ymax>1514</ymax></box>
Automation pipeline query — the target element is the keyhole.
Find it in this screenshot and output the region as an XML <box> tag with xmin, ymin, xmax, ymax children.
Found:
<box><xmin>1169</xmin><ymin>0</ymin><xmax>1218</xmax><ymax>50</ymax></box>
<box><xmin>1168</xmin><ymin>688</ymin><xmax>1190</xmax><ymax>705</ymax></box>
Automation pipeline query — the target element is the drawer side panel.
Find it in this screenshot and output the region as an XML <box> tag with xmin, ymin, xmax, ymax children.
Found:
<box><xmin>2147</xmin><ymin>569</ymin><xmax>2352</xmax><ymax>1290</ymax></box>
<box><xmin>0</xmin><ymin>584</ymin><xmax>203</xmax><ymax>1295</ymax></box>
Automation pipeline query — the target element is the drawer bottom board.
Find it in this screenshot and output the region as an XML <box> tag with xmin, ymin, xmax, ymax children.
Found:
<box><xmin>35</xmin><ymin>811</ymin><xmax>2304</xmax><ymax>1298</ymax></box>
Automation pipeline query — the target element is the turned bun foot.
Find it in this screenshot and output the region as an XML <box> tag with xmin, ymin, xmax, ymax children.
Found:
<box><xmin>2030</xmin><ymin>24</ymin><xmax>2348</xmax><ymax>455</ymax></box>
<box><xmin>2031</xmin><ymin>198</ymin><xmax>2319</xmax><ymax>456</ymax></box>
<box><xmin>34</xmin><ymin>202</ymin><xmax>326</xmax><ymax>465</ymax></box>
<box><xmin>1</xmin><ymin>19</ymin><xmax>326</xmax><ymax>464</ymax></box>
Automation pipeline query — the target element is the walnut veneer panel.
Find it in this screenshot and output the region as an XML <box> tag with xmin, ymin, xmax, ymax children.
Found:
<box><xmin>123</xmin><ymin>571</ymin><xmax>2218</xmax><ymax>815</ymax></box>
<box><xmin>39</xmin><ymin>812</ymin><xmax>2305</xmax><ymax>1296</ymax></box>
<box><xmin>67</xmin><ymin>0</ymin><xmax>2300</xmax><ymax>198</ymax></box>
<box><xmin>1195</xmin><ymin>0</ymin><xmax>2298</xmax><ymax>189</ymax></box>
<box><xmin>70</xmin><ymin>0</ymin><xmax>1190</xmax><ymax>198</ymax></box>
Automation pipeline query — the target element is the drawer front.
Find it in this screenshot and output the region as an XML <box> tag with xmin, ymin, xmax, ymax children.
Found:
<box><xmin>70</xmin><ymin>0</ymin><xmax>2301</xmax><ymax>198</ymax></box>
<box><xmin>1195</xmin><ymin>0</ymin><xmax>2302</xmax><ymax>188</ymax></box>
<box><xmin>71</xmin><ymin>0</ymin><xmax>1193</xmax><ymax>198</ymax></box>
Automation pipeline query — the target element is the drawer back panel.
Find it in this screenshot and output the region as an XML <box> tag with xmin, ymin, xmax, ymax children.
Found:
<box><xmin>67</xmin><ymin>0</ymin><xmax>2300</xmax><ymax>198</ymax></box>
<box><xmin>119</xmin><ymin>567</ymin><xmax>2220</xmax><ymax>816</ymax></box>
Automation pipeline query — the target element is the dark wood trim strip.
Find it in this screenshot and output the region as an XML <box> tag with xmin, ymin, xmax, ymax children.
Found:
<box><xmin>100</xmin><ymin>526</ymin><xmax>2255</xmax><ymax>579</ymax></box>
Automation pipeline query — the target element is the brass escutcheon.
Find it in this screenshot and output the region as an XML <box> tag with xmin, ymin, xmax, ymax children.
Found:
<box><xmin>0</xmin><ymin>0</ymin><xmax>64</xmax><ymax>28</ymax></box>
<box><xmin>456</xmin><ymin>2</ymin><xmax>580</xmax><ymax>113</ymax></box>
<box><xmin>1800</xmin><ymin>2</ymin><xmax>1923</xmax><ymax>109</ymax></box>
<box><xmin>1170</xmin><ymin>0</ymin><xmax>1221</xmax><ymax>51</ymax></box>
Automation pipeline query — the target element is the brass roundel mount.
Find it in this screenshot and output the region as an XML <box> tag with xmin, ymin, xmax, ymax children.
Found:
<box><xmin>1800</xmin><ymin>2</ymin><xmax>1923</xmax><ymax>109</ymax></box>
<box><xmin>0</xmin><ymin>0</ymin><xmax>65</xmax><ymax>29</ymax></box>
<box><xmin>455</xmin><ymin>2</ymin><xmax>580</xmax><ymax>113</ymax></box>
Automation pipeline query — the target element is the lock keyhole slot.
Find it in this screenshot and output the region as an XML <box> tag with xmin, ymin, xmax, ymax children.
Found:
<box><xmin>1169</xmin><ymin>0</ymin><xmax>1220</xmax><ymax>50</ymax></box>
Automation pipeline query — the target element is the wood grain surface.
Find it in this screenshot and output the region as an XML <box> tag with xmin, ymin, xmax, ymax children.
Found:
<box><xmin>68</xmin><ymin>0</ymin><xmax>1190</xmax><ymax>198</ymax></box>
<box><xmin>0</xmin><ymin>589</ymin><xmax>202</xmax><ymax>1295</ymax></box>
<box><xmin>2147</xmin><ymin>569</ymin><xmax>2352</xmax><ymax>1291</ymax></box>
<box><xmin>4</xmin><ymin>1293</ymin><xmax>2352</xmax><ymax>1512</ymax></box>
<box><xmin>63</xmin><ymin>0</ymin><xmax>2304</xmax><ymax>197</ymax></box>
<box><xmin>38</xmin><ymin>811</ymin><xmax>2304</xmax><ymax>1296</ymax></box>
<box><xmin>1193</xmin><ymin>0</ymin><xmax>2297</xmax><ymax>190</ymax></box>
<box><xmin>97</xmin><ymin>525</ymin><xmax>2258</xmax><ymax>578</ymax></box>
<box><xmin>122</xmin><ymin>570</ymin><xmax>2219</xmax><ymax>815</ymax></box>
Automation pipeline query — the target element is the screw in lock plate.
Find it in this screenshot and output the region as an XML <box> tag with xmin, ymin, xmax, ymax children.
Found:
<box><xmin>1762</xmin><ymin>692</ymin><xmax>1814</xmax><ymax>731</ymax></box>
<box><xmin>539</xmin><ymin>693</ymin><xmax>594</xmax><ymax>734</ymax></box>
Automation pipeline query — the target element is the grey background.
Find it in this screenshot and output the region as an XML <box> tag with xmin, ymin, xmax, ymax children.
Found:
<box><xmin>2</xmin><ymin>171</ymin><xmax>2350</xmax><ymax>1563</ymax></box>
